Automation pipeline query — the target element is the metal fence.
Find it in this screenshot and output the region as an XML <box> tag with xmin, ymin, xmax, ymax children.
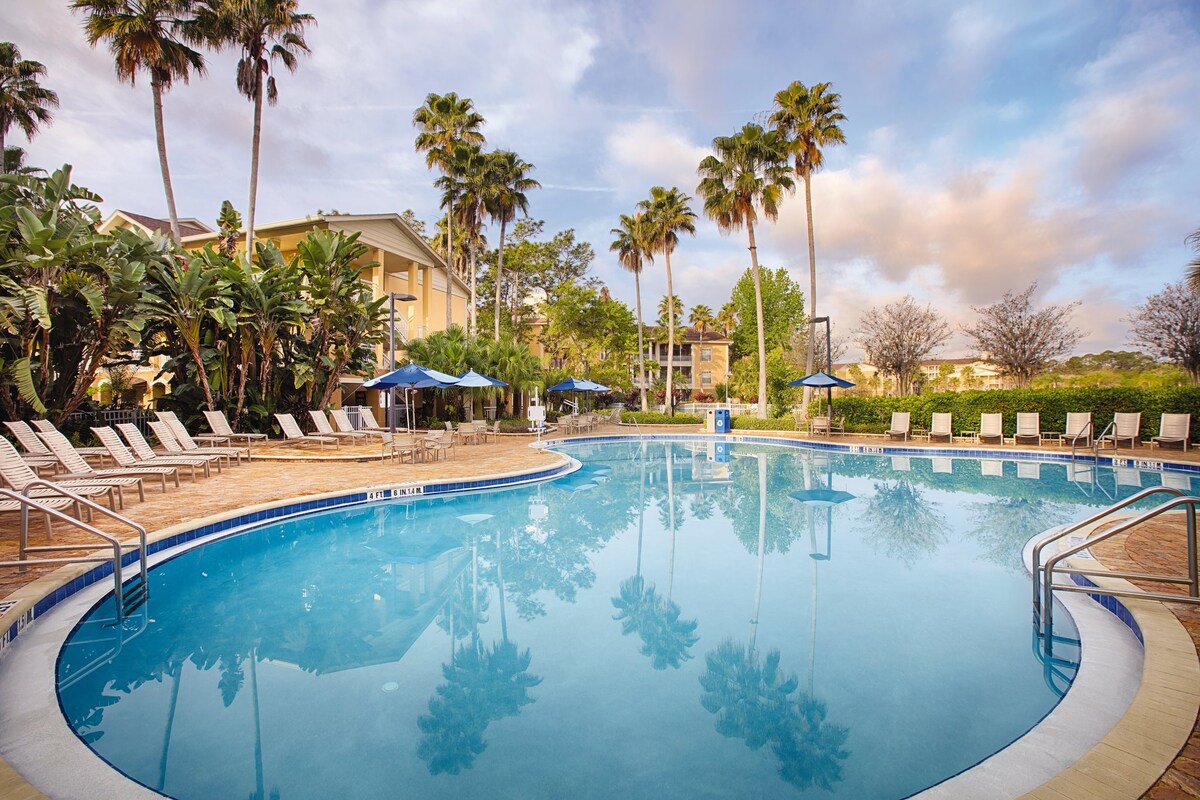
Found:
<box><xmin>65</xmin><ymin>408</ymin><xmax>156</xmax><ymax>436</ymax></box>
<box><xmin>675</xmin><ymin>402</ymin><xmax>756</xmax><ymax>416</ymax></box>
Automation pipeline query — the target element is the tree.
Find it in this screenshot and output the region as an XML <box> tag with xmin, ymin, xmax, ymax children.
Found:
<box><xmin>1128</xmin><ymin>282</ymin><xmax>1200</xmax><ymax>385</ymax></box>
<box><xmin>1187</xmin><ymin>227</ymin><xmax>1200</xmax><ymax>293</ymax></box>
<box><xmin>855</xmin><ymin>296</ymin><xmax>950</xmax><ymax>396</ymax></box>
<box><xmin>436</xmin><ymin>142</ymin><xmax>491</xmax><ymax>334</ymax></box>
<box><xmin>0</xmin><ymin>42</ymin><xmax>59</xmax><ymax>165</ymax></box>
<box><xmin>716</xmin><ymin>302</ymin><xmax>737</xmax><ymax>337</ymax></box>
<box><xmin>697</xmin><ymin>124</ymin><xmax>793</xmax><ymax>418</ymax></box>
<box><xmin>728</xmin><ymin>349</ymin><xmax>798</xmax><ymax>412</ymax></box>
<box><xmin>729</xmin><ymin>266</ymin><xmax>806</xmax><ymax>359</ymax></box>
<box><xmin>199</xmin><ymin>0</ymin><xmax>313</xmax><ymax>252</ymax></box>
<box><xmin>484</xmin><ymin>150</ymin><xmax>539</xmax><ymax>338</ymax></box>
<box><xmin>962</xmin><ymin>283</ymin><xmax>1082</xmax><ymax>388</ymax></box>
<box><xmin>611</xmin><ymin>212</ymin><xmax>655</xmax><ymax>411</ymax></box>
<box><xmin>769</xmin><ymin>81</ymin><xmax>846</xmax><ymax>409</ymax></box>
<box><xmin>689</xmin><ymin>304</ymin><xmax>713</xmax><ymax>334</ymax></box>
<box><xmin>540</xmin><ymin>280</ymin><xmax>635</xmax><ymax>386</ymax></box>
<box><xmin>74</xmin><ymin>3</ymin><xmax>202</xmax><ymax>243</ymax></box>
<box><xmin>639</xmin><ymin>186</ymin><xmax>696</xmax><ymax>416</ymax></box>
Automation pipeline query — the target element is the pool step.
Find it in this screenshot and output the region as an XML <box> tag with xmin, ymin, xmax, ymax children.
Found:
<box><xmin>120</xmin><ymin>576</ymin><xmax>148</xmax><ymax>617</ymax></box>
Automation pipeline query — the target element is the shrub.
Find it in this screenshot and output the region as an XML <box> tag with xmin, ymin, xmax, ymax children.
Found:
<box><xmin>732</xmin><ymin>416</ymin><xmax>796</xmax><ymax>431</ymax></box>
<box><xmin>621</xmin><ymin>411</ymin><xmax>703</xmax><ymax>425</ymax></box>
<box><xmin>824</xmin><ymin>387</ymin><xmax>1200</xmax><ymax>437</ymax></box>
<box><xmin>497</xmin><ymin>417</ymin><xmax>534</xmax><ymax>433</ymax></box>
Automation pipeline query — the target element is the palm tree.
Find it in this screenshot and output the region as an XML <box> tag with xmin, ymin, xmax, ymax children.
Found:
<box><xmin>610</xmin><ymin>212</ymin><xmax>655</xmax><ymax>411</ymax></box>
<box><xmin>769</xmin><ymin>81</ymin><xmax>846</xmax><ymax>406</ymax></box>
<box><xmin>697</xmin><ymin>124</ymin><xmax>793</xmax><ymax>418</ymax></box>
<box><xmin>716</xmin><ymin>302</ymin><xmax>737</xmax><ymax>338</ymax></box>
<box><xmin>73</xmin><ymin>3</ymin><xmax>201</xmax><ymax>243</ymax></box>
<box><xmin>690</xmin><ymin>304</ymin><xmax>714</xmax><ymax>335</ymax></box>
<box><xmin>447</xmin><ymin>143</ymin><xmax>491</xmax><ymax>335</ymax></box>
<box><xmin>638</xmin><ymin>187</ymin><xmax>696</xmax><ymax>415</ymax></box>
<box><xmin>1187</xmin><ymin>227</ymin><xmax>1200</xmax><ymax>292</ymax></box>
<box><xmin>0</xmin><ymin>43</ymin><xmax>58</xmax><ymax>166</ymax></box>
<box><xmin>413</xmin><ymin>92</ymin><xmax>486</xmax><ymax>329</ymax></box>
<box><xmin>484</xmin><ymin>150</ymin><xmax>539</xmax><ymax>339</ymax></box>
<box><xmin>197</xmin><ymin>0</ymin><xmax>313</xmax><ymax>252</ymax></box>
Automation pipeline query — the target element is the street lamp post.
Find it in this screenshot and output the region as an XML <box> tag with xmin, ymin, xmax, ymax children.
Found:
<box><xmin>388</xmin><ymin>293</ymin><xmax>418</xmax><ymax>432</ymax></box>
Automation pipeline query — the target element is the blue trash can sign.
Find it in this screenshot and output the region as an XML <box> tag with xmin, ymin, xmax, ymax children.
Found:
<box><xmin>714</xmin><ymin>408</ymin><xmax>730</xmax><ymax>433</ymax></box>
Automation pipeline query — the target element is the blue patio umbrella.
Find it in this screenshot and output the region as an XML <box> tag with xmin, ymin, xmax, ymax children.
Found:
<box><xmin>547</xmin><ymin>377</ymin><xmax>610</xmax><ymax>411</ymax></box>
<box><xmin>456</xmin><ymin>370</ymin><xmax>507</xmax><ymax>421</ymax></box>
<box><xmin>362</xmin><ymin>363</ymin><xmax>460</xmax><ymax>431</ymax></box>
<box><xmin>788</xmin><ymin>370</ymin><xmax>855</xmax><ymax>418</ymax></box>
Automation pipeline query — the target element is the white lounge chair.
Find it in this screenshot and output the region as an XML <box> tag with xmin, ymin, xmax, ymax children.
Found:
<box><xmin>1062</xmin><ymin>412</ymin><xmax>1093</xmax><ymax>448</ymax></box>
<box><xmin>92</xmin><ymin>426</ymin><xmax>204</xmax><ymax>482</ymax></box>
<box><xmin>331</xmin><ymin>408</ymin><xmax>387</xmax><ymax>438</ymax></box>
<box><xmin>309</xmin><ymin>410</ymin><xmax>367</xmax><ymax>441</ymax></box>
<box><xmin>203</xmin><ymin>410</ymin><xmax>269</xmax><ymax>446</ymax></box>
<box><xmin>978</xmin><ymin>414</ymin><xmax>1004</xmax><ymax>445</ymax></box>
<box><xmin>932</xmin><ymin>458</ymin><xmax>953</xmax><ymax>474</ymax></box>
<box><xmin>980</xmin><ymin>459</ymin><xmax>1004</xmax><ymax>477</ymax></box>
<box><xmin>119</xmin><ymin>423</ymin><xmax>223</xmax><ymax>474</ymax></box>
<box><xmin>35</xmin><ymin>425</ymin><xmax>162</xmax><ymax>500</ymax></box>
<box><xmin>0</xmin><ymin>435</ymin><xmax>120</xmax><ymax>512</ymax></box>
<box><xmin>1099</xmin><ymin>412</ymin><xmax>1142</xmax><ymax>449</ymax></box>
<box><xmin>157</xmin><ymin>410</ymin><xmax>231</xmax><ymax>447</ymax></box>
<box><xmin>18</xmin><ymin>420</ymin><xmax>110</xmax><ymax>464</ymax></box>
<box><xmin>927</xmin><ymin>413</ymin><xmax>952</xmax><ymax>443</ymax></box>
<box><xmin>1150</xmin><ymin>414</ymin><xmax>1190</xmax><ymax>451</ymax></box>
<box><xmin>275</xmin><ymin>413</ymin><xmax>340</xmax><ymax>449</ymax></box>
<box><xmin>160</xmin><ymin>416</ymin><xmax>250</xmax><ymax>462</ymax></box>
<box><xmin>1017</xmin><ymin>461</ymin><xmax>1041</xmax><ymax>480</ymax></box>
<box><xmin>884</xmin><ymin>412</ymin><xmax>910</xmax><ymax>441</ymax></box>
<box><xmin>1014</xmin><ymin>413</ymin><xmax>1042</xmax><ymax>446</ymax></box>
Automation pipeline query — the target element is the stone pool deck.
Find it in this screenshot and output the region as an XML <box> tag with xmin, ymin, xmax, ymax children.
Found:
<box><xmin>1</xmin><ymin>425</ymin><xmax>1198</xmax><ymax>799</ymax></box>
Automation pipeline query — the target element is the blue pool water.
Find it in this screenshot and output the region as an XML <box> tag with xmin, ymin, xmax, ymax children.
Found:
<box><xmin>57</xmin><ymin>441</ymin><xmax>1179</xmax><ymax>799</ymax></box>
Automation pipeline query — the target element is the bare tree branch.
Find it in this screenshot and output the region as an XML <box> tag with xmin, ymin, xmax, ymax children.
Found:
<box><xmin>961</xmin><ymin>283</ymin><xmax>1082</xmax><ymax>388</ymax></box>
<box><xmin>855</xmin><ymin>296</ymin><xmax>950</xmax><ymax>395</ymax></box>
<box><xmin>1128</xmin><ymin>281</ymin><xmax>1200</xmax><ymax>385</ymax></box>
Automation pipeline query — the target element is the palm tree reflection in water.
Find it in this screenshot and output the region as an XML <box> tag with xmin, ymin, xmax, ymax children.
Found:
<box><xmin>417</xmin><ymin>519</ymin><xmax>542</xmax><ymax>775</ymax></box>
<box><xmin>699</xmin><ymin>453</ymin><xmax>850</xmax><ymax>791</ymax></box>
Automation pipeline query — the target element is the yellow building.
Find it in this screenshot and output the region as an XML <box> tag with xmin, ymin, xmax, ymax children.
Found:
<box><xmin>641</xmin><ymin>327</ymin><xmax>733</xmax><ymax>397</ymax></box>
<box><xmin>96</xmin><ymin>210</ymin><xmax>470</xmax><ymax>412</ymax></box>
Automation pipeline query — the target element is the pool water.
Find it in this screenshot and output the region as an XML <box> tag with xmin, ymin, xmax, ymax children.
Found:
<box><xmin>58</xmin><ymin>441</ymin><xmax>1178</xmax><ymax>799</ymax></box>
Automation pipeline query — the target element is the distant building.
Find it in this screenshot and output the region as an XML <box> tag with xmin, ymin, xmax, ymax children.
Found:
<box><xmin>639</xmin><ymin>327</ymin><xmax>733</xmax><ymax>397</ymax></box>
<box><xmin>834</xmin><ymin>357</ymin><xmax>1007</xmax><ymax>395</ymax></box>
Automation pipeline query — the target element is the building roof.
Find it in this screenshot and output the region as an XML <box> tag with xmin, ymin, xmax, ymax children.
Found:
<box><xmin>112</xmin><ymin>210</ymin><xmax>213</xmax><ymax>238</ymax></box>
<box><xmin>681</xmin><ymin>326</ymin><xmax>731</xmax><ymax>343</ymax></box>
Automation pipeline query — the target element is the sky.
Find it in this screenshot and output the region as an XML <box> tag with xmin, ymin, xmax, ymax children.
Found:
<box><xmin>4</xmin><ymin>0</ymin><xmax>1199</xmax><ymax>358</ymax></box>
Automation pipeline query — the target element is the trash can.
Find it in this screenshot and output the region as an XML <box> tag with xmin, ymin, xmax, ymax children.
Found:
<box><xmin>714</xmin><ymin>408</ymin><xmax>731</xmax><ymax>434</ymax></box>
<box><xmin>714</xmin><ymin>441</ymin><xmax>730</xmax><ymax>462</ymax></box>
<box><xmin>705</xmin><ymin>410</ymin><xmax>716</xmax><ymax>433</ymax></box>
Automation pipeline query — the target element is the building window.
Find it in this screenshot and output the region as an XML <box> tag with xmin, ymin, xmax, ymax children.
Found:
<box><xmin>701</xmin><ymin>370</ymin><xmax>712</xmax><ymax>385</ymax></box>
<box><xmin>701</xmin><ymin>347</ymin><xmax>712</xmax><ymax>362</ymax></box>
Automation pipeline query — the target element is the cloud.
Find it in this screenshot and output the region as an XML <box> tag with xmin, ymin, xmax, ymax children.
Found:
<box><xmin>601</xmin><ymin>117</ymin><xmax>710</xmax><ymax>201</ymax></box>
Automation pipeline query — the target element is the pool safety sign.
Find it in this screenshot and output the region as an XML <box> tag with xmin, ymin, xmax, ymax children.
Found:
<box><xmin>366</xmin><ymin>485</ymin><xmax>425</xmax><ymax>501</ymax></box>
<box><xmin>1111</xmin><ymin>458</ymin><xmax>1164</xmax><ymax>471</ymax></box>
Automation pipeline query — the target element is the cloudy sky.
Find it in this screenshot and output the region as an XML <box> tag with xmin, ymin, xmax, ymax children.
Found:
<box><xmin>5</xmin><ymin>0</ymin><xmax>1199</xmax><ymax>357</ymax></box>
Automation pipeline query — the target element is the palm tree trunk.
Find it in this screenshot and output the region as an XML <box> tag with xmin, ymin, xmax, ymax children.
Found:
<box><xmin>234</xmin><ymin>341</ymin><xmax>251</xmax><ymax>427</ymax></box>
<box><xmin>634</xmin><ymin>269</ymin><xmax>648</xmax><ymax>412</ymax></box>
<box><xmin>445</xmin><ymin>196</ymin><xmax>455</xmax><ymax>329</ymax></box>
<box><xmin>750</xmin><ymin>454</ymin><xmax>767</xmax><ymax>649</ymax></box>
<box><xmin>151</xmin><ymin>76</ymin><xmax>182</xmax><ymax>244</ymax></box>
<box><xmin>245</xmin><ymin>81</ymin><xmax>264</xmax><ymax>254</ymax></box>
<box><xmin>187</xmin><ymin>338</ymin><xmax>216</xmax><ymax>411</ymax></box>
<box><xmin>468</xmin><ymin>235</ymin><xmax>477</xmax><ymax>335</ymax></box>
<box><xmin>494</xmin><ymin>217</ymin><xmax>507</xmax><ymax>339</ymax></box>
<box><xmin>748</xmin><ymin>222</ymin><xmax>768</xmax><ymax>418</ymax></box>
<box><xmin>801</xmin><ymin>171</ymin><xmax>817</xmax><ymax>414</ymax></box>
<box><xmin>665</xmin><ymin>250</ymin><xmax>676</xmax><ymax>416</ymax></box>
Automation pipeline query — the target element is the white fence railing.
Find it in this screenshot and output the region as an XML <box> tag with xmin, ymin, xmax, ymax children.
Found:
<box><xmin>675</xmin><ymin>402</ymin><xmax>756</xmax><ymax>416</ymax></box>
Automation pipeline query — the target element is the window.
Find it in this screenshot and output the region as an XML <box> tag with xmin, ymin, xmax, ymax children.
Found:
<box><xmin>701</xmin><ymin>370</ymin><xmax>712</xmax><ymax>385</ymax></box>
<box><xmin>701</xmin><ymin>347</ymin><xmax>712</xmax><ymax>362</ymax></box>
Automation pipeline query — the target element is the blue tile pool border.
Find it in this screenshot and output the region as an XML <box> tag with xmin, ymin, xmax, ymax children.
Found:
<box><xmin>0</xmin><ymin>458</ymin><xmax>577</xmax><ymax>660</ymax></box>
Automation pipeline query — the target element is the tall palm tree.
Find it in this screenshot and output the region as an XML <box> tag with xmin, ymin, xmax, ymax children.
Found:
<box><xmin>769</xmin><ymin>81</ymin><xmax>846</xmax><ymax>407</ymax></box>
<box><xmin>697</xmin><ymin>124</ymin><xmax>793</xmax><ymax>418</ymax></box>
<box><xmin>73</xmin><ymin>3</ymin><xmax>200</xmax><ymax>243</ymax></box>
<box><xmin>197</xmin><ymin>0</ymin><xmax>313</xmax><ymax>252</ymax></box>
<box><xmin>639</xmin><ymin>187</ymin><xmax>695</xmax><ymax>415</ymax></box>
<box><xmin>716</xmin><ymin>302</ymin><xmax>737</xmax><ymax>338</ymax></box>
<box><xmin>413</xmin><ymin>92</ymin><xmax>486</xmax><ymax>329</ymax></box>
<box><xmin>484</xmin><ymin>149</ymin><xmax>539</xmax><ymax>339</ymax></box>
<box><xmin>443</xmin><ymin>143</ymin><xmax>490</xmax><ymax>335</ymax></box>
<box><xmin>0</xmin><ymin>43</ymin><xmax>58</xmax><ymax>165</ymax></box>
<box><xmin>1187</xmin><ymin>227</ymin><xmax>1200</xmax><ymax>293</ymax></box>
<box><xmin>610</xmin><ymin>212</ymin><xmax>655</xmax><ymax>411</ymax></box>
<box><xmin>690</xmin><ymin>304</ymin><xmax>714</xmax><ymax>335</ymax></box>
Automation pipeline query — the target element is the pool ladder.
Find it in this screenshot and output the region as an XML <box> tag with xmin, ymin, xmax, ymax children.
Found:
<box><xmin>1032</xmin><ymin>486</ymin><xmax>1200</xmax><ymax>634</ymax></box>
<box><xmin>0</xmin><ymin>481</ymin><xmax>149</xmax><ymax>623</ymax></box>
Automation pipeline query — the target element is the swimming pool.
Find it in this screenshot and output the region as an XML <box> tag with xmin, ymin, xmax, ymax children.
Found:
<box><xmin>49</xmin><ymin>440</ymin><xmax>1172</xmax><ymax>799</ymax></box>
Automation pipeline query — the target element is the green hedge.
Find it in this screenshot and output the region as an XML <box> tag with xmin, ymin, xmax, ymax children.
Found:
<box><xmin>621</xmin><ymin>412</ymin><xmax>703</xmax><ymax>425</ymax></box>
<box><xmin>732</xmin><ymin>416</ymin><xmax>796</xmax><ymax>430</ymax></box>
<box><xmin>827</xmin><ymin>387</ymin><xmax>1200</xmax><ymax>438</ymax></box>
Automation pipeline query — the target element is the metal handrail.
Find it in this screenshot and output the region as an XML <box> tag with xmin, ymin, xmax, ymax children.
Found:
<box><xmin>1032</xmin><ymin>485</ymin><xmax>1184</xmax><ymax>612</ymax></box>
<box><xmin>1</xmin><ymin>481</ymin><xmax>149</xmax><ymax>623</ymax></box>
<box><xmin>1093</xmin><ymin>419</ymin><xmax>1117</xmax><ymax>457</ymax></box>
<box><xmin>1041</xmin><ymin>496</ymin><xmax>1200</xmax><ymax>628</ymax></box>
<box><xmin>1069</xmin><ymin>419</ymin><xmax>1095</xmax><ymax>462</ymax></box>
